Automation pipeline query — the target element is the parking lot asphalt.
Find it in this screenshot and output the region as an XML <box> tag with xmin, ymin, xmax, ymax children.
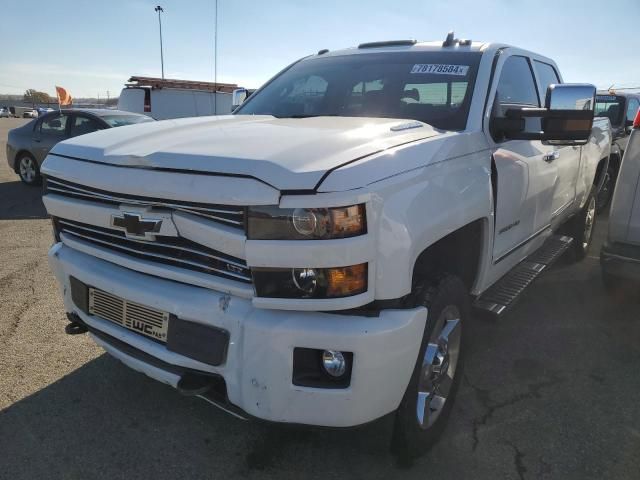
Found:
<box><xmin>0</xmin><ymin>116</ymin><xmax>639</xmax><ymax>479</ymax></box>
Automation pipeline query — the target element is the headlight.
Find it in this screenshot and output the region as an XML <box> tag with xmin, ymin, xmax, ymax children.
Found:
<box><xmin>247</xmin><ymin>204</ymin><xmax>366</xmax><ymax>240</ymax></box>
<box><xmin>252</xmin><ymin>263</ymin><xmax>367</xmax><ymax>298</ymax></box>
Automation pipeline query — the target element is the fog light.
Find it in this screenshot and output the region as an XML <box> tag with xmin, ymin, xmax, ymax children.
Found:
<box><xmin>322</xmin><ymin>350</ymin><xmax>346</xmax><ymax>377</ymax></box>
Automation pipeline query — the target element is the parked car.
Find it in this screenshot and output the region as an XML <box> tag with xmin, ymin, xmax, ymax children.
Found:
<box><xmin>10</xmin><ymin>106</ymin><xmax>36</xmax><ymax>118</ymax></box>
<box><xmin>0</xmin><ymin>107</ymin><xmax>9</xmax><ymax>118</ymax></box>
<box><xmin>22</xmin><ymin>109</ymin><xmax>38</xmax><ymax>118</ymax></box>
<box><xmin>42</xmin><ymin>35</ymin><xmax>610</xmax><ymax>458</ymax></box>
<box><xmin>6</xmin><ymin>109</ymin><xmax>153</xmax><ymax>185</ymax></box>
<box><xmin>594</xmin><ymin>91</ymin><xmax>640</xmax><ymax>211</ymax></box>
<box><xmin>601</xmin><ymin>107</ymin><xmax>640</xmax><ymax>289</ymax></box>
<box><xmin>37</xmin><ymin>107</ymin><xmax>55</xmax><ymax>116</ymax></box>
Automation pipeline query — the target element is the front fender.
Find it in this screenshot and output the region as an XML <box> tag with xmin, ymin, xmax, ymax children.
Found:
<box><xmin>370</xmin><ymin>151</ymin><xmax>493</xmax><ymax>300</ymax></box>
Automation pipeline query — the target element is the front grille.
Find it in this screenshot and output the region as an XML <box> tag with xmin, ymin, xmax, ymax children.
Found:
<box><xmin>89</xmin><ymin>288</ymin><xmax>170</xmax><ymax>342</ymax></box>
<box><xmin>44</xmin><ymin>176</ymin><xmax>246</xmax><ymax>229</ymax></box>
<box><xmin>56</xmin><ymin>218</ymin><xmax>252</xmax><ymax>283</ymax></box>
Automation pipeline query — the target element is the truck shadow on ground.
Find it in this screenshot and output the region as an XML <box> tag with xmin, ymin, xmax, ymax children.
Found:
<box><xmin>0</xmin><ymin>180</ymin><xmax>47</xmax><ymax>220</ymax></box>
<box><xmin>2</xmin><ymin>254</ymin><xmax>639</xmax><ymax>479</ymax></box>
<box><xmin>0</xmin><ymin>354</ymin><xmax>411</xmax><ymax>479</ymax></box>
<box><xmin>0</xmin><ymin>319</ymin><xmax>519</xmax><ymax>480</ymax></box>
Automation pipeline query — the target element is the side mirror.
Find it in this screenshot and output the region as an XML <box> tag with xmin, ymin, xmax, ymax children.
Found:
<box><xmin>231</xmin><ymin>88</ymin><xmax>248</xmax><ymax>111</ymax></box>
<box><xmin>493</xmin><ymin>84</ymin><xmax>596</xmax><ymax>145</ymax></box>
<box><xmin>541</xmin><ymin>84</ymin><xmax>595</xmax><ymax>144</ymax></box>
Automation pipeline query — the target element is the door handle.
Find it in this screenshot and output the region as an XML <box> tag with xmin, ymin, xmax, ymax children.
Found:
<box><xmin>33</xmin><ymin>138</ymin><xmax>41</xmax><ymax>143</ymax></box>
<box><xmin>543</xmin><ymin>150</ymin><xmax>560</xmax><ymax>163</ymax></box>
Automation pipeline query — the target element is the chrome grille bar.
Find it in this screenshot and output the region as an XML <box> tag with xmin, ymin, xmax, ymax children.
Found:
<box><xmin>57</xmin><ymin>220</ymin><xmax>247</xmax><ymax>269</ymax></box>
<box><xmin>45</xmin><ymin>176</ymin><xmax>245</xmax><ymax>228</ymax></box>
<box><xmin>57</xmin><ymin>218</ymin><xmax>252</xmax><ymax>284</ymax></box>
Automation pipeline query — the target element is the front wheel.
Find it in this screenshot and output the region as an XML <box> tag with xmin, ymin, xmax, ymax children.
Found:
<box><xmin>17</xmin><ymin>153</ymin><xmax>41</xmax><ymax>185</ymax></box>
<box><xmin>392</xmin><ymin>274</ymin><xmax>468</xmax><ymax>460</ymax></box>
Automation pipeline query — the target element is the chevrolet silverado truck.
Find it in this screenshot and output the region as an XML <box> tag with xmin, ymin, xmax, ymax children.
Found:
<box><xmin>594</xmin><ymin>91</ymin><xmax>640</xmax><ymax>211</ymax></box>
<box><xmin>42</xmin><ymin>34</ymin><xmax>611</xmax><ymax>457</ymax></box>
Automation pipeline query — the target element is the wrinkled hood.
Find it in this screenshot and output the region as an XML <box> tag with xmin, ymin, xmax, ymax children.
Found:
<box><xmin>50</xmin><ymin>115</ymin><xmax>439</xmax><ymax>190</ymax></box>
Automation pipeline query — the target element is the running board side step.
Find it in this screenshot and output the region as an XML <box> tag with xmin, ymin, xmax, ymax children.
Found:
<box><xmin>474</xmin><ymin>235</ymin><xmax>573</xmax><ymax>316</ymax></box>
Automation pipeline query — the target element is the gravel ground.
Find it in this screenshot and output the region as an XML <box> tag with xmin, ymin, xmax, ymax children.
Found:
<box><xmin>0</xmin><ymin>117</ymin><xmax>639</xmax><ymax>479</ymax></box>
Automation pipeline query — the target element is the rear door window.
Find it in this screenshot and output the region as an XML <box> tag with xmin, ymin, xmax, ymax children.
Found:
<box><xmin>534</xmin><ymin>61</ymin><xmax>561</xmax><ymax>97</ymax></box>
<box><xmin>70</xmin><ymin>115</ymin><xmax>104</xmax><ymax>137</ymax></box>
<box><xmin>40</xmin><ymin>114</ymin><xmax>69</xmax><ymax>138</ymax></box>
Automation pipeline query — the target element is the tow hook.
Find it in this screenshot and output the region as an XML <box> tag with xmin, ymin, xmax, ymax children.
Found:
<box><xmin>177</xmin><ymin>373</ymin><xmax>217</xmax><ymax>396</ymax></box>
<box><xmin>65</xmin><ymin>312</ymin><xmax>88</xmax><ymax>335</ymax></box>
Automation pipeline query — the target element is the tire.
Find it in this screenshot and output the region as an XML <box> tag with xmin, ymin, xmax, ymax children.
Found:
<box><xmin>596</xmin><ymin>164</ymin><xmax>616</xmax><ymax>213</ymax></box>
<box><xmin>16</xmin><ymin>153</ymin><xmax>41</xmax><ymax>185</ymax></box>
<box><xmin>566</xmin><ymin>189</ymin><xmax>597</xmax><ymax>262</ymax></box>
<box><xmin>391</xmin><ymin>274</ymin><xmax>469</xmax><ymax>461</ymax></box>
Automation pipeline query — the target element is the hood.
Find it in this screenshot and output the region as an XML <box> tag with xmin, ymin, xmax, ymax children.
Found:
<box><xmin>50</xmin><ymin>115</ymin><xmax>439</xmax><ymax>190</ymax></box>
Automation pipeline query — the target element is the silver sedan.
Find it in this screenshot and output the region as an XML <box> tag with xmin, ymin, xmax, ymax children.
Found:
<box><xmin>6</xmin><ymin>108</ymin><xmax>153</xmax><ymax>185</ymax></box>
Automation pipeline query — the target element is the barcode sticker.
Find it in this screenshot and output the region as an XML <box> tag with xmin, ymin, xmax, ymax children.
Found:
<box><xmin>410</xmin><ymin>64</ymin><xmax>469</xmax><ymax>76</ymax></box>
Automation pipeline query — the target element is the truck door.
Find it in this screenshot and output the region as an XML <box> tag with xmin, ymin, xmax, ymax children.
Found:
<box><xmin>488</xmin><ymin>54</ymin><xmax>559</xmax><ymax>263</ymax></box>
<box><xmin>533</xmin><ymin>60</ymin><xmax>580</xmax><ymax>222</ymax></box>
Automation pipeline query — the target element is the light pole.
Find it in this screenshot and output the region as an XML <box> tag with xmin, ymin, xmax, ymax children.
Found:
<box><xmin>155</xmin><ymin>5</ymin><xmax>165</xmax><ymax>79</ymax></box>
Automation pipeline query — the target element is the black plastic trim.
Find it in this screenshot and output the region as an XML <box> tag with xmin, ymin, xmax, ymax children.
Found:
<box><xmin>358</xmin><ymin>40</ymin><xmax>417</xmax><ymax>49</ymax></box>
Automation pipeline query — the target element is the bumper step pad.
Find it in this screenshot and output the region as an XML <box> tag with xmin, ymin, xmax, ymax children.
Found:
<box><xmin>474</xmin><ymin>235</ymin><xmax>573</xmax><ymax>316</ymax></box>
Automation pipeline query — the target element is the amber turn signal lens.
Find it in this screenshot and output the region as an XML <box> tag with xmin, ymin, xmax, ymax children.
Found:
<box><xmin>326</xmin><ymin>263</ymin><xmax>367</xmax><ymax>297</ymax></box>
<box><xmin>329</xmin><ymin>205</ymin><xmax>366</xmax><ymax>237</ymax></box>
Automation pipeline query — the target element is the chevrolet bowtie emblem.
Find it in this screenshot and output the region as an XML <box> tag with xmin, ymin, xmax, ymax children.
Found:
<box><xmin>110</xmin><ymin>212</ymin><xmax>163</xmax><ymax>240</ymax></box>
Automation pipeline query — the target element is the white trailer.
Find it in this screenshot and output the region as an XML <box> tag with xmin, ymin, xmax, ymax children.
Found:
<box><xmin>118</xmin><ymin>76</ymin><xmax>237</xmax><ymax>120</ymax></box>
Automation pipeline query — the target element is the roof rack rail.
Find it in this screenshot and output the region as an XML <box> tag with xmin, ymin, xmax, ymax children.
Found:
<box><xmin>442</xmin><ymin>31</ymin><xmax>472</xmax><ymax>47</ymax></box>
<box><xmin>358</xmin><ymin>39</ymin><xmax>417</xmax><ymax>49</ymax></box>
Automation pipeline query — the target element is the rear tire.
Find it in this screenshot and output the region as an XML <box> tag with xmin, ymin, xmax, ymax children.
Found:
<box><xmin>567</xmin><ymin>189</ymin><xmax>596</xmax><ymax>262</ymax></box>
<box><xmin>16</xmin><ymin>153</ymin><xmax>41</xmax><ymax>185</ymax></box>
<box><xmin>596</xmin><ymin>164</ymin><xmax>616</xmax><ymax>213</ymax></box>
<box><xmin>391</xmin><ymin>274</ymin><xmax>468</xmax><ymax>461</ymax></box>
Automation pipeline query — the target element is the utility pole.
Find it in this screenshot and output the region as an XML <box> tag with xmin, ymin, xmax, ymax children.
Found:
<box><xmin>213</xmin><ymin>0</ymin><xmax>217</xmax><ymax>113</ymax></box>
<box><xmin>107</xmin><ymin>90</ymin><xmax>110</xmax><ymax>104</ymax></box>
<box><xmin>155</xmin><ymin>5</ymin><xmax>165</xmax><ymax>79</ymax></box>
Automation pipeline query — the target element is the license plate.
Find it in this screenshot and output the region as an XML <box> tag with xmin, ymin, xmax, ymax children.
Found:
<box><xmin>88</xmin><ymin>288</ymin><xmax>169</xmax><ymax>342</ymax></box>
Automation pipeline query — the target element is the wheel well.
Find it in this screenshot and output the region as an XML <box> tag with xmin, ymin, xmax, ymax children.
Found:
<box><xmin>412</xmin><ymin>219</ymin><xmax>484</xmax><ymax>292</ymax></box>
<box><xmin>608</xmin><ymin>152</ymin><xmax>621</xmax><ymax>172</ymax></box>
<box><xmin>594</xmin><ymin>155</ymin><xmax>615</xmax><ymax>188</ymax></box>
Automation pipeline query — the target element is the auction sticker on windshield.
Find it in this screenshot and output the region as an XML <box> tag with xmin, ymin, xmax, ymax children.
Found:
<box><xmin>411</xmin><ymin>64</ymin><xmax>469</xmax><ymax>75</ymax></box>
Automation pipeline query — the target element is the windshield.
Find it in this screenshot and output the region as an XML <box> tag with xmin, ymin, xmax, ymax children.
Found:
<box><xmin>595</xmin><ymin>95</ymin><xmax>625</xmax><ymax>127</ymax></box>
<box><xmin>101</xmin><ymin>114</ymin><xmax>154</xmax><ymax>127</ymax></box>
<box><xmin>236</xmin><ymin>51</ymin><xmax>482</xmax><ymax>131</ymax></box>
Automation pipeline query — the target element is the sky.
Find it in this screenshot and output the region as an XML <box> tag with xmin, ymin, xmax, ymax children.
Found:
<box><xmin>1</xmin><ymin>0</ymin><xmax>639</xmax><ymax>98</ymax></box>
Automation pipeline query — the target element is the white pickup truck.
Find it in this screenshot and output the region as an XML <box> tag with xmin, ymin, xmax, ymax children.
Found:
<box><xmin>42</xmin><ymin>34</ymin><xmax>610</xmax><ymax>457</ymax></box>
